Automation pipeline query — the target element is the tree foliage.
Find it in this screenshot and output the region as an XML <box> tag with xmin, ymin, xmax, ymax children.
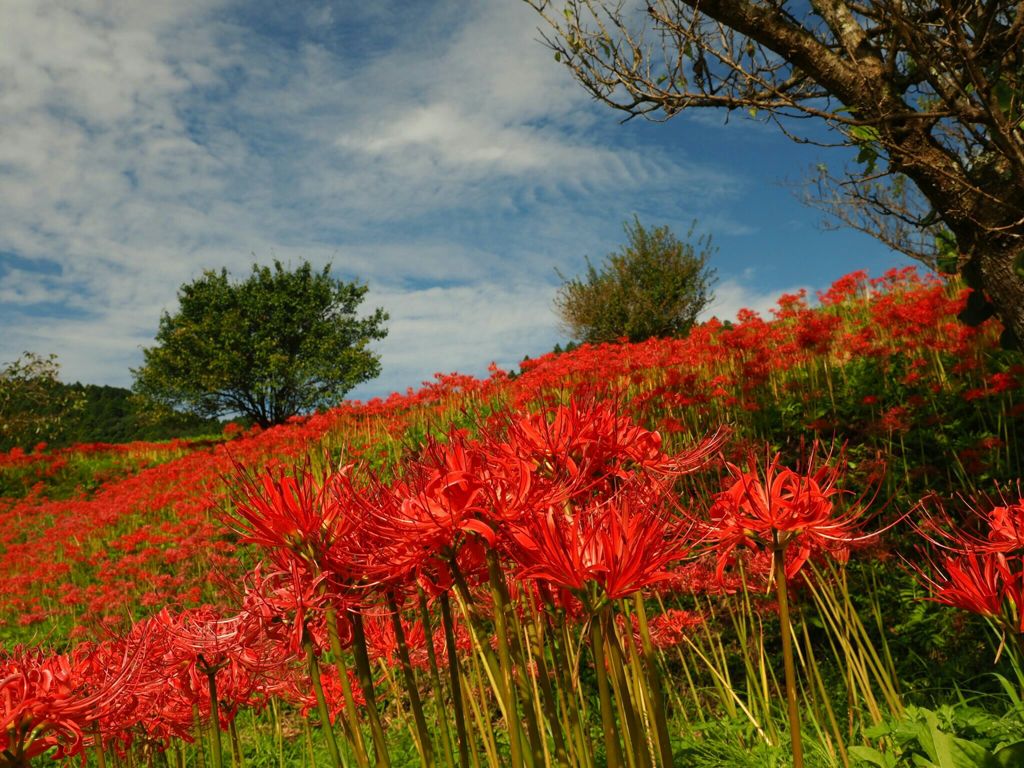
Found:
<box><xmin>527</xmin><ymin>0</ymin><xmax>1024</xmax><ymax>348</ymax></box>
<box><xmin>555</xmin><ymin>217</ymin><xmax>716</xmax><ymax>344</ymax></box>
<box><xmin>55</xmin><ymin>385</ymin><xmax>223</xmax><ymax>446</ymax></box>
<box><xmin>133</xmin><ymin>261</ymin><xmax>388</xmax><ymax>427</ymax></box>
<box><xmin>0</xmin><ymin>352</ymin><xmax>84</xmax><ymax>451</ymax></box>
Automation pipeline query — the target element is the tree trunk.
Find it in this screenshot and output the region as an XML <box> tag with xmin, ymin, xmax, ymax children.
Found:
<box><xmin>875</xmin><ymin>121</ymin><xmax>1024</xmax><ymax>349</ymax></box>
<box><xmin>972</xmin><ymin>239</ymin><xmax>1024</xmax><ymax>348</ymax></box>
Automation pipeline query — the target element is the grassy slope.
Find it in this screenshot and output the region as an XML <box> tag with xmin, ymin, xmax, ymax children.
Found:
<box><xmin>1</xmin><ymin>268</ymin><xmax>1019</xmax><ymax>648</ymax></box>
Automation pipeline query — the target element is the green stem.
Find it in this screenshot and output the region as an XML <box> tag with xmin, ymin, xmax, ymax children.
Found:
<box><xmin>270</xmin><ymin>697</ymin><xmax>285</xmax><ymax>768</ymax></box>
<box><xmin>548</xmin><ymin>608</ymin><xmax>593</xmax><ymax>768</ymax></box>
<box><xmin>524</xmin><ymin>601</ymin><xmax>570</xmax><ymax>768</ymax></box>
<box><xmin>306</xmin><ymin>637</ymin><xmax>345</xmax><ymax>768</ymax></box>
<box><xmin>205</xmin><ymin>672</ymin><xmax>225</xmax><ymax>768</ymax></box>
<box><xmin>601</xmin><ymin>610</ymin><xmax>643</xmax><ymax>768</ymax></box>
<box><xmin>485</xmin><ymin>549</ymin><xmax>526</xmax><ymax>768</ymax></box>
<box><xmin>440</xmin><ymin>591</ymin><xmax>472</xmax><ymax>768</ymax></box>
<box><xmin>229</xmin><ymin>717</ymin><xmax>246</xmax><ymax>768</ymax></box>
<box><xmin>94</xmin><ymin>726</ymin><xmax>108</xmax><ymax>768</ymax></box>
<box><xmin>193</xmin><ymin>703</ymin><xmax>208</xmax><ymax>768</ymax></box>
<box><xmin>386</xmin><ymin>591</ymin><xmax>435</xmax><ymax>766</ymax></box>
<box><xmin>304</xmin><ymin>716</ymin><xmax>319</xmax><ymax>768</ymax></box>
<box><xmin>351</xmin><ymin>610</ymin><xmax>393</xmax><ymax>768</ymax></box>
<box><xmin>325</xmin><ymin>605</ymin><xmax>370</xmax><ymax>768</ymax></box>
<box><xmin>499</xmin><ymin>579</ymin><xmax>545</xmax><ymax>767</ymax></box>
<box><xmin>590</xmin><ymin>613</ymin><xmax>624</xmax><ymax>768</ymax></box>
<box><xmin>774</xmin><ymin>544</ymin><xmax>804</xmax><ymax>768</ymax></box>
<box><xmin>418</xmin><ymin>587</ymin><xmax>457</xmax><ymax>768</ymax></box>
<box><xmin>632</xmin><ymin>595</ymin><xmax>674</xmax><ymax>768</ymax></box>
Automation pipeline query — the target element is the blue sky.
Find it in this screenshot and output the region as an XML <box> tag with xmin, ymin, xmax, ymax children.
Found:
<box><xmin>0</xmin><ymin>0</ymin><xmax>914</xmax><ymax>401</ymax></box>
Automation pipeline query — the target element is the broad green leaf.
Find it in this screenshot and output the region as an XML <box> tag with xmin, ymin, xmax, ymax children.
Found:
<box><xmin>850</xmin><ymin>124</ymin><xmax>881</xmax><ymax>143</ymax></box>
<box><xmin>994</xmin><ymin>741</ymin><xmax>1024</xmax><ymax>767</ymax></box>
<box><xmin>848</xmin><ymin>745</ymin><xmax>897</xmax><ymax>767</ymax></box>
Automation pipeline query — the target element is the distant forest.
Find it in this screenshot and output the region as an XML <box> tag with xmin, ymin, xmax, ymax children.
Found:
<box><xmin>35</xmin><ymin>383</ymin><xmax>223</xmax><ymax>450</ymax></box>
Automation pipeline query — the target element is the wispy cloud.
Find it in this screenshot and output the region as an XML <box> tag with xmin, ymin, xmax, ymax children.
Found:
<box><xmin>701</xmin><ymin>277</ymin><xmax>808</xmax><ymax>324</ymax></box>
<box><xmin>0</xmin><ymin>0</ymin><xmax>752</xmax><ymax>398</ymax></box>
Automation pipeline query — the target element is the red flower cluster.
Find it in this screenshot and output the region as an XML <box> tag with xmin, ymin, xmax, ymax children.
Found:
<box><xmin>921</xmin><ymin>496</ymin><xmax>1024</xmax><ymax>635</ymax></box>
<box><xmin>707</xmin><ymin>450</ymin><xmax>870</xmax><ymax>581</ymax></box>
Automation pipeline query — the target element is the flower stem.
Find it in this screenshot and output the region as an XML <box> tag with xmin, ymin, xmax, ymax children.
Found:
<box><xmin>418</xmin><ymin>586</ymin><xmax>457</xmax><ymax>768</ymax></box>
<box><xmin>193</xmin><ymin>704</ymin><xmax>208</xmax><ymax>768</ymax></box>
<box><xmin>205</xmin><ymin>672</ymin><xmax>225</xmax><ymax>768</ymax></box>
<box><xmin>386</xmin><ymin>591</ymin><xmax>435</xmax><ymax>767</ymax></box>
<box><xmin>485</xmin><ymin>548</ymin><xmax>526</xmax><ymax>767</ymax></box>
<box><xmin>440</xmin><ymin>591</ymin><xmax>472</xmax><ymax>768</ymax></box>
<box><xmin>632</xmin><ymin>594</ymin><xmax>674</xmax><ymax>768</ymax></box>
<box><xmin>774</xmin><ymin>544</ymin><xmax>804</xmax><ymax>768</ymax></box>
<box><xmin>306</xmin><ymin>637</ymin><xmax>344</xmax><ymax>768</ymax></box>
<box><xmin>590</xmin><ymin>612</ymin><xmax>624</xmax><ymax>768</ymax></box>
<box><xmin>325</xmin><ymin>605</ymin><xmax>370</xmax><ymax>768</ymax></box>
<box><xmin>229</xmin><ymin>716</ymin><xmax>246</xmax><ymax>768</ymax></box>
<box><xmin>351</xmin><ymin>610</ymin><xmax>392</xmax><ymax>767</ymax></box>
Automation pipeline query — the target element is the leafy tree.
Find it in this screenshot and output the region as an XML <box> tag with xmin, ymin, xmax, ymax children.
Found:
<box><xmin>133</xmin><ymin>261</ymin><xmax>388</xmax><ymax>427</ymax></box>
<box><xmin>0</xmin><ymin>352</ymin><xmax>84</xmax><ymax>451</ymax></box>
<box><xmin>555</xmin><ymin>217</ymin><xmax>716</xmax><ymax>343</ymax></box>
<box><xmin>526</xmin><ymin>0</ymin><xmax>1024</xmax><ymax>347</ymax></box>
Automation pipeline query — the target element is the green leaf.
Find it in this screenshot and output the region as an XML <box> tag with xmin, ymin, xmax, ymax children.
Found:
<box><xmin>994</xmin><ymin>741</ymin><xmax>1024</xmax><ymax>767</ymax></box>
<box><xmin>848</xmin><ymin>745</ymin><xmax>898</xmax><ymax>767</ymax></box>
<box><xmin>942</xmin><ymin>737</ymin><xmax>999</xmax><ymax>768</ymax></box>
<box><xmin>917</xmin><ymin>707</ymin><xmax>999</xmax><ymax>768</ymax></box>
<box><xmin>850</xmin><ymin>124</ymin><xmax>881</xmax><ymax>143</ymax></box>
<box><xmin>856</xmin><ymin>143</ymin><xmax>880</xmax><ymax>172</ymax></box>
<box><xmin>993</xmin><ymin>81</ymin><xmax>1014</xmax><ymax>118</ymax></box>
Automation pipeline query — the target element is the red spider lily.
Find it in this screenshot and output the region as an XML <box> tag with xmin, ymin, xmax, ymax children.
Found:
<box><xmin>361</xmin><ymin>607</ymin><xmax>440</xmax><ymax>671</ymax></box>
<box><xmin>150</xmin><ymin>605</ymin><xmax>291</xmax><ymax>726</ymax></box>
<box><xmin>921</xmin><ymin>552</ymin><xmax>1007</xmax><ymax>620</ymax></box>
<box><xmin>298</xmin><ymin>665</ymin><xmax>365</xmax><ymax>725</ymax></box>
<box><xmin>505</xmin><ymin>476</ymin><xmax>696</xmax><ymax>605</ymax></box>
<box><xmin>229</xmin><ymin>463</ymin><xmax>363</xmax><ymax>578</ymax></box>
<box><xmin>985</xmin><ymin>498</ymin><xmax>1024</xmax><ymax>553</ymax></box>
<box><xmin>1</xmin><ymin>637</ymin><xmax>148</xmax><ymax>766</ymax></box>
<box><xmin>912</xmin><ymin>493</ymin><xmax>1024</xmax><ymax>557</ymax></box>
<box><xmin>648</xmin><ymin>608</ymin><xmax>705</xmax><ymax>648</ymax></box>
<box><xmin>240</xmin><ymin>564</ymin><xmax>343</xmax><ymax>657</ymax></box>
<box><xmin>352</xmin><ymin>433</ymin><xmax>496</xmax><ymax>589</ymax></box>
<box><xmin>707</xmin><ymin>450</ymin><xmax>869</xmax><ymax>581</ymax></box>
<box><xmin>485</xmin><ymin>400</ymin><xmax>721</xmax><ymax>603</ymax></box>
<box><xmin>914</xmin><ymin>494</ymin><xmax>1024</xmax><ymax>638</ymax></box>
<box><xmin>495</xmin><ymin>398</ymin><xmax>724</xmax><ymax>494</ymax></box>
<box><xmin>615</xmin><ymin>609</ymin><xmax>704</xmax><ymax>652</ymax></box>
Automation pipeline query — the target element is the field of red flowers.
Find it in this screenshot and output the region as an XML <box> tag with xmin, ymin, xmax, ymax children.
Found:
<box><xmin>3</xmin><ymin>268</ymin><xmax>1023</xmax><ymax>768</ymax></box>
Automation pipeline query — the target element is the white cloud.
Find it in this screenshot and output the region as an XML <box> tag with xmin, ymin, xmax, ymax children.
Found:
<box><xmin>349</xmin><ymin>279</ymin><xmax>560</xmax><ymax>399</ymax></box>
<box><xmin>701</xmin><ymin>277</ymin><xmax>809</xmax><ymax>323</ymax></box>
<box><xmin>0</xmin><ymin>0</ymin><xmax>750</xmax><ymax>401</ymax></box>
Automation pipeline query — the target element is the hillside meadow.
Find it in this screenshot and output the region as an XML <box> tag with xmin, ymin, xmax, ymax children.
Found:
<box><xmin>3</xmin><ymin>268</ymin><xmax>1024</xmax><ymax>768</ymax></box>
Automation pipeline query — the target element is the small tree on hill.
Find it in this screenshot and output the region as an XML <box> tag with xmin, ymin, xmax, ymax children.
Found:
<box><xmin>0</xmin><ymin>352</ymin><xmax>84</xmax><ymax>451</ymax></box>
<box><xmin>555</xmin><ymin>217</ymin><xmax>716</xmax><ymax>344</ymax></box>
<box><xmin>133</xmin><ymin>261</ymin><xmax>388</xmax><ymax>427</ymax></box>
